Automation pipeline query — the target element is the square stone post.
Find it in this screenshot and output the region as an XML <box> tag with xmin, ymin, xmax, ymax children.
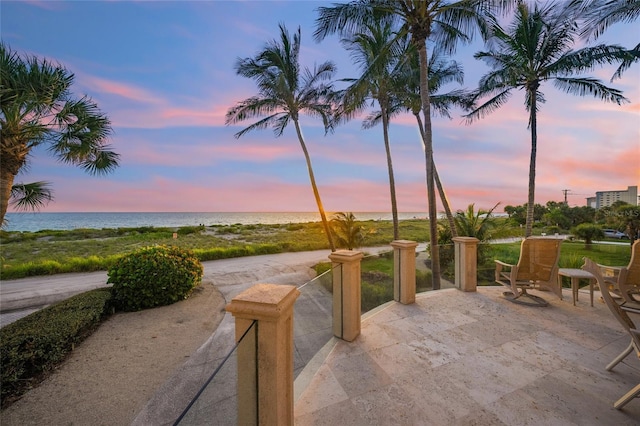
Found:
<box><xmin>329</xmin><ymin>250</ymin><xmax>363</xmax><ymax>342</ymax></box>
<box><xmin>453</xmin><ymin>237</ymin><xmax>479</xmax><ymax>292</ymax></box>
<box><xmin>391</xmin><ymin>240</ymin><xmax>419</xmax><ymax>304</ymax></box>
<box><xmin>226</xmin><ymin>284</ymin><xmax>300</xmax><ymax>426</ymax></box>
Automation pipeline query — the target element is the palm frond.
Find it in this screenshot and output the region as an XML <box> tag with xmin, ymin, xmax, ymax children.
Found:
<box><xmin>612</xmin><ymin>42</ymin><xmax>640</xmax><ymax>81</ymax></box>
<box><xmin>232</xmin><ymin>113</ymin><xmax>284</xmax><ymax>139</ymax></box>
<box><xmin>10</xmin><ymin>181</ymin><xmax>53</xmax><ymax>211</ymax></box>
<box><xmin>552</xmin><ymin>77</ymin><xmax>629</xmax><ymax>104</ymax></box>
<box><xmin>550</xmin><ymin>44</ymin><xmax>630</xmax><ymax>76</ymax></box>
<box><xmin>463</xmin><ymin>88</ymin><xmax>512</xmax><ymax>124</ymax></box>
<box><xmin>574</xmin><ymin>0</ymin><xmax>640</xmax><ymax>40</ymax></box>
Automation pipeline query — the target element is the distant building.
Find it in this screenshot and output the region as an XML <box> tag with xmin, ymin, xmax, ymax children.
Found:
<box><xmin>587</xmin><ymin>185</ymin><xmax>638</xmax><ymax>209</ymax></box>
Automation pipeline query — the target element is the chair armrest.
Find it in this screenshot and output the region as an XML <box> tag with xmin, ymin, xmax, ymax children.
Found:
<box><xmin>495</xmin><ymin>260</ymin><xmax>514</xmax><ymax>282</ymax></box>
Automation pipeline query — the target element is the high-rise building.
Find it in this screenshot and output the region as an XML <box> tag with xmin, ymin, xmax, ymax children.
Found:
<box><xmin>587</xmin><ymin>185</ymin><xmax>639</xmax><ymax>209</ymax></box>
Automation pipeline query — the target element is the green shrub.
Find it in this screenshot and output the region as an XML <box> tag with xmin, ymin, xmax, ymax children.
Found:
<box><xmin>314</xmin><ymin>261</ymin><xmax>332</xmax><ymax>276</ymax></box>
<box><xmin>572</xmin><ymin>223</ymin><xmax>604</xmax><ymax>245</ymax></box>
<box><xmin>361</xmin><ymin>271</ymin><xmax>394</xmax><ymax>313</ymax></box>
<box><xmin>108</xmin><ymin>245</ymin><xmax>203</xmax><ymax>312</ymax></box>
<box><xmin>193</xmin><ymin>244</ymin><xmax>281</xmax><ymax>261</ymax></box>
<box><xmin>177</xmin><ymin>225</ymin><xmax>204</xmax><ymax>236</ymax></box>
<box><xmin>0</xmin><ymin>288</ymin><xmax>113</xmax><ymax>408</ymax></box>
<box><xmin>416</xmin><ymin>269</ymin><xmax>432</xmax><ymax>292</ymax></box>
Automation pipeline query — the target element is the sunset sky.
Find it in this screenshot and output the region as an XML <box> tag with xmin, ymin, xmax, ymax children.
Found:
<box><xmin>3</xmin><ymin>0</ymin><xmax>639</xmax><ymax>214</ymax></box>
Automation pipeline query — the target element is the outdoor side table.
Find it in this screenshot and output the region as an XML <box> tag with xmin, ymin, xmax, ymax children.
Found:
<box><xmin>558</xmin><ymin>268</ymin><xmax>597</xmax><ymax>306</ymax></box>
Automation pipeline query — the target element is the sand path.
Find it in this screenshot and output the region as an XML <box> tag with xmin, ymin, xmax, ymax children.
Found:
<box><xmin>1</xmin><ymin>282</ymin><xmax>225</xmax><ymax>426</ymax></box>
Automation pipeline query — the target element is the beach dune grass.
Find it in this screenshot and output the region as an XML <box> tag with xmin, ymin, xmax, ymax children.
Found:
<box><xmin>2</xmin><ymin>218</ymin><xmax>630</xmax><ymax>280</ymax></box>
<box><xmin>0</xmin><ymin>219</ymin><xmax>433</xmax><ymax>279</ymax></box>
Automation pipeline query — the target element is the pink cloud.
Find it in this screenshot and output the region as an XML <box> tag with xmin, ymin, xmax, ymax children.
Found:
<box><xmin>112</xmin><ymin>135</ymin><xmax>300</xmax><ymax>167</ymax></box>
<box><xmin>75</xmin><ymin>73</ymin><xmax>236</xmax><ymax>128</ymax></box>
<box><xmin>81</xmin><ymin>75</ymin><xmax>161</xmax><ymax>103</ymax></box>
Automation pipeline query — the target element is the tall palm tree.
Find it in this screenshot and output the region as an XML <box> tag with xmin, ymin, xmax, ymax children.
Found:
<box><xmin>363</xmin><ymin>45</ymin><xmax>475</xmax><ymax>238</ymax></box>
<box><xmin>225</xmin><ymin>24</ymin><xmax>336</xmax><ymax>251</ymax></box>
<box><xmin>0</xmin><ymin>43</ymin><xmax>119</xmax><ymax>226</ymax></box>
<box><xmin>464</xmin><ymin>1</ymin><xmax>629</xmax><ymax>237</ymax></box>
<box><xmin>339</xmin><ymin>21</ymin><xmax>406</xmax><ymax>240</ymax></box>
<box><xmin>384</xmin><ymin>45</ymin><xmax>474</xmax><ymax>239</ymax></box>
<box><xmin>314</xmin><ymin>0</ymin><xmax>502</xmax><ymax>289</ymax></box>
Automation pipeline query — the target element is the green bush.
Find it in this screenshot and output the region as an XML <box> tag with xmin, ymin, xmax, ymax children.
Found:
<box><xmin>0</xmin><ymin>288</ymin><xmax>113</xmax><ymax>408</ymax></box>
<box><xmin>416</xmin><ymin>269</ymin><xmax>432</xmax><ymax>292</ymax></box>
<box><xmin>361</xmin><ymin>271</ymin><xmax>394</xmax><ymax>313</ymax></box>
<box><xmin>108</xmin><ymin>245</ymin><xmax>203</xmax><ymax>312</ymax></box>
<box><xmin>572</xmin><ymin>223</ymin><xmax>604</xmax><ymax>245</ymax></box>
<box><xmin>177</xmin><ymin>225</ymin><xmax>204</xmax><ymax>236</ymax></box>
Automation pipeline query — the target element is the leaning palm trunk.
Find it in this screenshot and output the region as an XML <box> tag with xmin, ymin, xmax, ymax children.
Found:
<box><xmin>381</xmin><ymin>105</ymin><xmax>400</xmax><ymax>240</ymax></box>
<box><xmin>525</xmin><ymin>90</ymin><xmax>538</xmax><ymax>238</ymax></box>
<box><xmin>417</xmin><ymin>40</ymin><xmax>441</xmax><ymax>290</ymax></box>
<box><xmin>0</xmin><ymin>170</ymin><xmax>16</xmax><ymax>226</ymax></box>
<box><xmin>414</xmin><ymin>113</ymin><xmax>458</xmax><ymax>238</ymax></box>
<box><xmin>0</xmin><ymin>132</ymin><xmax>28</xmax><ymax>225</ymax></box>
<box><xmin>294</xmin><ymin>120</ymin><xmax>336</xmax><ymax>252</ymax></box>
<box><xmin>434</xmin><ymin>164</ymin><xmax>457</xmax><ymax>237</ymax></box>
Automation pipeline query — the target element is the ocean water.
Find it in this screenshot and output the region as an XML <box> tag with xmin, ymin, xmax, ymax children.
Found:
<box><xmin>3</xmin><ymin>212</ymin><xmax>429</xmax><ymax>233</ymax></box>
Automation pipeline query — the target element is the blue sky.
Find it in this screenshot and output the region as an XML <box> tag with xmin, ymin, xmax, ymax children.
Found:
<box><xmin>3</xmin><ymin>0</ymin><xmax>639</xmax><ymax>214</ymax></box>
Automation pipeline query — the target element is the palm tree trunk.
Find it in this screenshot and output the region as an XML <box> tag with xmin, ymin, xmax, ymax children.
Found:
<box><xmin>526</xmin><ymin>90</ymin><xmax>538</xmax><ymax>238</ymax></box>
<box><xmin>434</xmin><ymin>163</ymin><xmax>457</xmax><ymax>237</ymax></box>
<box><xmin>381</xmin><ymin>105</ymin><xmax>399</xmax><ymax>240</ymax></box>
<box><xmin>293</xmin><ymin>120</ymin><xmax>336</xmax><ymax>252</ymax></box>
<box><xmin>0</xmin><ymin>169</ymin><xmax>15</xmax><ymax>227</ymax></box>
<box><xmin>414</xmin><ymin>113</ymin><xmax>458</xmax><ymax>238</ymax></box>
<box><xmin>417</xmin><ymin>40</ymin><xmax>441</xmax><ymax>290</ymax></box>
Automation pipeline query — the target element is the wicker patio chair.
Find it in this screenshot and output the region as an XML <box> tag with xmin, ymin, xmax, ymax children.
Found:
<box><xmin>583</xmin><ymin>257</ymin><xmax>640</xmax><ymax>409</ymax></box>
<box><xmin>495</xmin><ymin>237</ymin><xmax>563</xmax><ymax>307</ymax></box>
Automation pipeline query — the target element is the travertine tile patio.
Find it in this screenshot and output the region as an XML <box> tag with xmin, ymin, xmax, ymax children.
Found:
<box><xmin>294</xmin><ymin>286</ymin><xmax>640</xmax><ymax>425</ymax></box>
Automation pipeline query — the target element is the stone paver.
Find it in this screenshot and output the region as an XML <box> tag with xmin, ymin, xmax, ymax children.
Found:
<box><xmin>294</xmin><ymin>287</ymin><xmax>640</xmax><ymax>425</ymax></box>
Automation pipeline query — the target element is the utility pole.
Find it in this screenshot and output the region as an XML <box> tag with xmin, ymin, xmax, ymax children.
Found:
<box><xmin>562</xmin><ymin>189</ymin><xmax>571</xmax><ymax>204</ymax></box>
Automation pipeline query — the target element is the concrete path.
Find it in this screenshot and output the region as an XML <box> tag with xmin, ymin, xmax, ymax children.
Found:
<box><xmin>0</xmin><ymin>246</ymin><xmax>399</xmax><ymax>327</ymax></box>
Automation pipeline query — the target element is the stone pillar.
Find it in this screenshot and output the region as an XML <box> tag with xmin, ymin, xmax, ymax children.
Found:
<box><xmin>329</xmin><ymin>250</ymin><xmax>363</xmax><ymax>342</ymax></box>
<box><xmin>453</xmin><ymin>237</ymin><xmax>479</xmax><ymax>292</ymax></box>
<box><xmin>226</xmin><ymin>283</ymin><xmax>300</xmax><ymax>426</ymax></box>
<box><xmin>391</xmin><ymin>240</ymin><xmax>419</xmax><ymax>304</ymax></box>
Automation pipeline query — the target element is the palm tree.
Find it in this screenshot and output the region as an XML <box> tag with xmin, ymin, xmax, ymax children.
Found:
<box><xmin>314</xmin><ymin>0</ymin><xmax>508</xmax><ymax>289</ymax></box>
<box><xmin>383</xmin><ymin>45</ymin><xmax>475</xmax><ymax>239</ymax></box>
<box><xmin>454</xmin><ymin>202</ymin><xmax>499</xmax><ymax>241</ymax></box>
<box><xmin>331</xmin><ymin>212</ymin><xmax>366</xmax><ymax>249</ymax></box>
<box><xmin>0</xmin><ymin>43</ymin><xmax>119</xmax><ymax>226</ymax></box>
<box><xmin>225</xmin><ymin>24</ymin><xmax>336</xmax><ymax>252</ymax></box>
<box><xmin>338</xmin><ymin>21</ymin><xmax>405</xmax><ymax>240</ymax></box>
<box><xmin>464</xmin><ymin>1</ymin><xmax>629</xmax><ymax>237</ymax></box>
